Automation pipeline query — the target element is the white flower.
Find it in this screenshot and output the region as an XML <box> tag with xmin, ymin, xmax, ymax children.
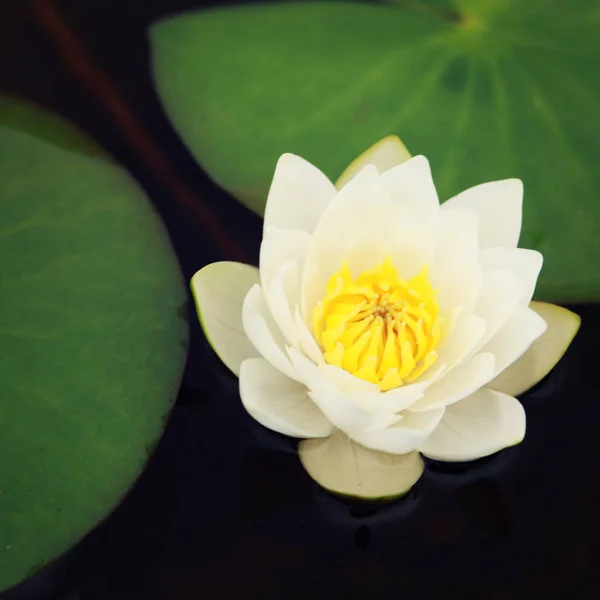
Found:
<box><xmin>192</xmin><ymin>137</ymin><xmax>580</xmax><ymax>500</ymax></box>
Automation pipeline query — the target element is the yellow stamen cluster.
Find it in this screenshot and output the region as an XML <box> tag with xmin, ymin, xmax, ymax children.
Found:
<box><xmin>313</xmin><ymin>258</ymin><xmax>441</xmax><ymax>391</ymax></box>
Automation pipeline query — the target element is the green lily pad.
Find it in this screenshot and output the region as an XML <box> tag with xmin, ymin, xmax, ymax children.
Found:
<box><xmin>0</xmin><ymin>97</ymin><xmax>188</xmax><ymax>592</ymax></box>
<box><xmin>0</xmin><ymin>95</ymin><xmax>105</xmax><ymax>161</ymax></box>
<box><xmin>151</xmin><ymin>0</ymin><xmax>600</xmax><ymax>302</ymax></box>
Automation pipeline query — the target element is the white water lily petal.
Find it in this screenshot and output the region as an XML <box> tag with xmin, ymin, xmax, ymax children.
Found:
<box><xmin>259</xmin><ymin>227</ymin><xmax>311</xmax><ymax>288</ymax></box>
<box><xmin>432</xmin><ymin>208</ymin><xmax>479</xmax><ymax>264</ymax></box>
<box><xmin>239</xmin><ymin>358</ymin><xmax>332</xmax><ymax>438</ymax></box>
<box><xmin>354</xmin><ymin>200</ymin><xmax>431</xmax><ymax>280</ymax></box>
<box><xmin>302</xmin><ymin>165</ymin><xmax>432</xmax><ymax>321</ymax></box>
<box><xmin>430</xmin><ymin>257</ymin><xmax>482</xmax><ymax>314</ymax></box>
<box><xmin>335</xmin><ymin>135</ymin><xmax>412</xmax><ymax>190</ymax></box>
<box><xmin>309</xmin><ymin>388</ymin><xmax>403</xmax><ymax>433</ymax></box>
<box><xmin>191</xmin><ymin>261</ymin><xmax>260</xmax><ymax>376</ymax></box>
<box><xmin>348</xmin><ymin>408</ymin><xmax>445</xmax><ymax>454</ymax></box>
<box><xmin>319</xmin><ymin>364</ymin><xmax>429</xmax><ymax>413</ymax></box>
<box><xmin>295</xmin><ymin>307</ymin><xmax>324</xmax><ymax>365</ymax></box>
<box><xmin>408</xmin><ymin>353</ymin><xmax>496</xmax><ymax>412</ymax></box>
<box><xmin>381</xmin><ymin>155</ymin><xmax>439</xmax><ymax>223</ymax></box>
<box><xmin>419</xmin><ymin>389</ymin><xmax>525</xmax><ymax>462</ymax></box>
<box><xmin>482</xmin><ymin>305</ymin><xmax>548</xmax><ymax>376</ymax></box>
<box><xmin>264</xmin><ymin>261</ymin><xmax>300</xmax><ymax>347</ymax></box>
<box><xmin>348</xmin><ymin>386</ymin><xmax>430</xmax><ymax>414</ymax></box>
<box><xmin>469</xmin><ymin>270</ymin><xmax>522</xmax><ymax>354</ymax></box>
<box><xmin>288</xmin><ymin>348</ymin><xmax>401</xmax><ymax>432</ymax></box>
<box><xmin>299</xmin><ymin>429</ymin><xmax>424</xmax><ymax>500</ymax></box>
<box><xmin>435</xmin><ymin>305</ymin><xmax>463</xmax><ymax>349</ymax></box>
<box><xmin>264</xmin><ymin>153</ymin><xmax>336</xmax><ymax>234</ymax></box>
<box><xmin>292</xmin><ymin>348</ymin><xmax>427</xmax><ymax>416</ymax></box>
<box><xmin>242</xmin><ymin>284</ymin><xmax>300</xmax><ymax>381</ymax></box>
<box><xmin>480</xmin><ymin>247</ymin><xmax>543</xmax><ymax>305</ymax></box>
<box><xmin>319</xmin><ymin>364</ymin><xmax>380</xmax><ymax>394</ymax></box>
<box><xmin>305</xmin><ymin>163</ymin><xmax>395</xmax><ymax>263</ymax></box>
<box><xmin>489</xmin><ymin>302</ymin><xmax>580</xmax><ymax>396</ymax></box>
<box><xmin>442</xmin><ymin>179</ymin><xmax>523</xmax><ymax>248</ymax></box>
<box><xmin>419</xmin><ymin>314</ymin><xmax>486</xmax><ymax>382</ymax></box>
<box><xmin>290</xmin><ymin>344</ymin><xmax>431</xmax><ymax>415</ymax></box>
<box><xmin>349</xmin><ymin>408</ymin><xmax>445</xmax><ymax>454</ymax></box>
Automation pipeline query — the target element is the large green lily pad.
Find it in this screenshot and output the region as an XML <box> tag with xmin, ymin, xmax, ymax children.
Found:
<box><xmin>0</xmin><ymin>97</ymin><xmax>188</xmax><ymax>592</ymax></box>
<box><xmin>151</xmin><ymin>0</ymin><xmax>600</xmax><ymax>302</ymax></box>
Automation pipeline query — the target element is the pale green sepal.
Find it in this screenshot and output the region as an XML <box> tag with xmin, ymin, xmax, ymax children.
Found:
<box><xmin>299</xmin><ymin>428</ymin><xmax>424</xmax><ymax>502</ymax></box>
<box><xmin>191</xmin><ymin>261</ymin><xmax>260</xmax><ymax>376</ymax></box>
<box><xmin>489</xmin><ymin>301</ymin><xmax>581</xmax><ymax>396</ymax></box>
<box><xmin>335</xmin><ymin>135</ymin><xmax>412</xmax><ymax>190</ymax></box>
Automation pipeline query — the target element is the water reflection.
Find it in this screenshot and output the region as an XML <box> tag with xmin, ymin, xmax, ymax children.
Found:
<box><xmin>456</xmin><ymin>478</ymin><xmax>512</xmax><ymax>536</ymax></box>
<box><xmin>312</xmin><ymin>484</ymin><xmax>420</xmax><ymax>528</ymax></box>
<box><xmin>424</xmin><ymin>445</ymin><xmax>519</xmax><ymax>486</ymax></box>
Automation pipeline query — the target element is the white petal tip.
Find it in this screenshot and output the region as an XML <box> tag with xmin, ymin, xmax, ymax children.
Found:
<box><xmin>276</xmin><ymin>152</ymin><xmax>301</xmax><ymax>166</ymax></box>
<box><xmin>299</xmin><ymin>430</ymin><xmax>424</xmax><ymax>502</ymax></box>
<box><xmin>497</xmin><ymin>177</ymin><xmax>524</xmax><ymax>198</ymax></box>
<box><xmin>442</xmin><ymin>178</ymin><xmax>523</xmax><ymax>247</ymax></box>
<box><xmin>271</xmin><ymin>152</ymin><xmax>317</xmax><ymax>179</ymax></box>
<box><xmin>400</xmin><ymin>154</ymin><xmax>434</xmax><ymax>177</ymax></box>
<box><xmin>507</xmin><ymin>178</ymin><xmax>524</xmax><ymax>206</ymax></box>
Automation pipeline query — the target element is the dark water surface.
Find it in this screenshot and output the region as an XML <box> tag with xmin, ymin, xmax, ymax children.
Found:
<box><xmin>1</xmin><ymin>0</ymin><xmax>599</xmax><ymax>598</ymax></box>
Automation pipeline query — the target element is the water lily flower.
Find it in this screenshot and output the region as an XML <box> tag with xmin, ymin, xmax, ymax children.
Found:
<box><xmin>192</xmin><ymin>136</ymin><xmax>580</xmax><ymax>501</ymax></box>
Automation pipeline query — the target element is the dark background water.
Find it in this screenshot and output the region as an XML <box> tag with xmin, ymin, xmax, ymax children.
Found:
<box><xmin>1</xmin><ymin>1</ymin><xmax>599</xmax><ymax>598</ymax></box>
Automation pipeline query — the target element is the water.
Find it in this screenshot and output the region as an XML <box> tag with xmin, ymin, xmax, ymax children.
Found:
<box><xmin>1</xmin><ymin>0</ymin><xmax>599</xmax><ymax>598</ymax></box>
<box><xmin>43</xmin><ymin>313</ymin><xmax>600</xmax><ymax>600</ymax></box>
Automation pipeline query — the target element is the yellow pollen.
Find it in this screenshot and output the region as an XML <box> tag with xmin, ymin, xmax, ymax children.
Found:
<box><xmin>313</xmin><ymin>257</ymin><xmax>441</xmax><ymax>391</ymax></box>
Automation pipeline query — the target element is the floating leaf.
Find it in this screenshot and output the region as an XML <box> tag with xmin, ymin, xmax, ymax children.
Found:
<box><xmin>151</xmin><ymin>0</ymin><xmax>600</xmax><ymax>301</ymax></box>
<box><xmin>0</xmin><ymin>97</ymin><xmax>187</xmax><ymax>592</ymax></box>
<box><xmin>0</xmin><ymin>95</ymin><xmax>104</xmax><ymax>160</ymax></box>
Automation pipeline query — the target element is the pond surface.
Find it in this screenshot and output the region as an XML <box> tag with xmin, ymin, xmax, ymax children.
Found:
<box><xmin>1</xmin><ymin>0</ymin><xmax>599</xmax><ymax>598</ymax></box>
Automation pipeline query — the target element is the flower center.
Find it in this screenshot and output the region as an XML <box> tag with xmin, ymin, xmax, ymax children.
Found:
<box><xmin>313</xmin><ymin>257</ymin><xmax>441</xmax><ymax>391</ymax></box>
